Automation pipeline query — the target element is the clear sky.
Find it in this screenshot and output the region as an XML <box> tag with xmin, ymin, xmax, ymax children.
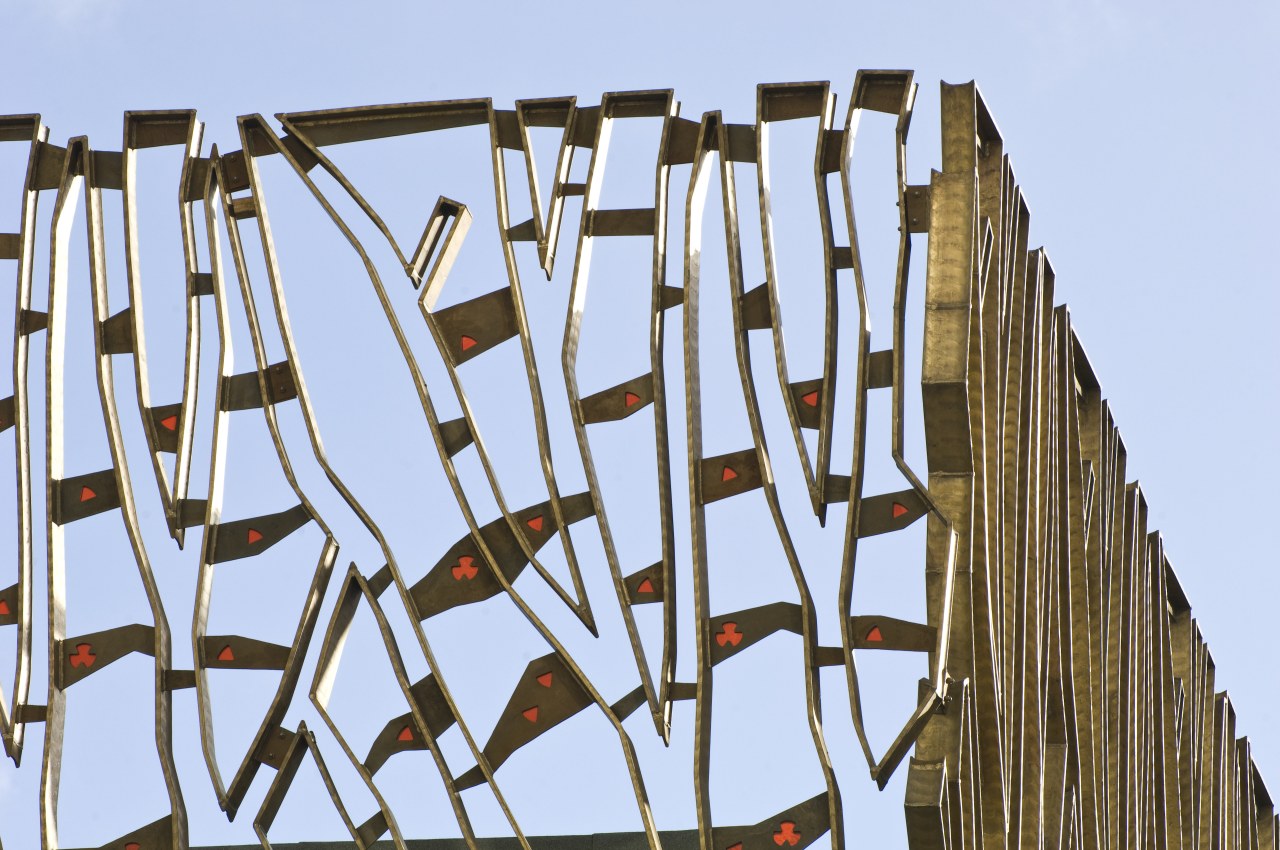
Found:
<box><xmin>1</xmin><ymin>1</ymin><xmax>1277</xmax><ymax>847</ymax></box>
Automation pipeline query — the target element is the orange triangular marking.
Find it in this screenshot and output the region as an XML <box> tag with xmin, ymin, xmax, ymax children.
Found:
<box><xmin>79</xmin><ymin>486</ymin><xmax>96</xmax><ymax>502</ymax></box>
<box><xmin>0</xmin><ymin>600</ymin><xmax>9</xmax><ymax>616</ymax></box>
<box><xmin>247</xmin><ymin>528</ymin><xmax>264</xmax><ymax>545</ymax></box>
<box><xmin>721</xmin><ymin>466</ymin><xmax>737</xmax><ymax>482</ymax></box>
<box><xmin>460</xmin><ymin>335</ymin><xmax>478</xmax><ymax>351</ymax></box>
<box><xmin>624</xmin><ymin>391</ymin><xmax>641</xmax><ymax>407</ymax></box>
<box><xmin>522</xmin><ymin>706</ymin><xmax>539</xmax><ymax>723</ymax></box>
<box><xmin>866</xmin><ymin>626</ymin><xmax>883</xmax><ymax>642</ymax></box>
<box><xmin>727</xmin><ymin>844</ymin><xmax>743</xmax><ymax>850</ymax></box>
<box><xmin>526</xmin><ymin>515</ymin><xmax>544</xmax><ymax>532</ymax></box>
<box><xmin>125</xmin><ymin>844</ymin><xmax>141</xmax><ymax>850</ymax></box>
<box><xmin>218</xmin><ymin>645</ymin><xmax>235</xmax><ymax>662</ymax></box>
<box><xmin>397</xmin><ymin>725</ymin><xmax>414</xmax><ymax>742</ymax></box>
<box><xmin>160</xmin><ymin>414</ymin><xmax>178</xmax><ymax>431</ymax></box>
<box><xmin>801</xmin><ymin>390</ymin><xmax>819</xmax><ymax>407</ymax></box>
<box><xmin>892</xmin><ymin>501</ymin><xmax>909</xmax><ymax>518</ymax></box>
<box><xmin>636</xmin><ymin>578</ymin><xmax>654</xmax><ymax>594</ymax></box>
<box><xmin>536</xmin><ymin>671</ymin><xmax>553</xmax><ymax>688</ymax></box>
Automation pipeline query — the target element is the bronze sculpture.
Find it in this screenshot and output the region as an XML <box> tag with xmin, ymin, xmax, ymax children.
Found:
<box><xmin>0</xmin><ymin>72</ymin><xmax>1271</xmax><ymax>849</ymax></box>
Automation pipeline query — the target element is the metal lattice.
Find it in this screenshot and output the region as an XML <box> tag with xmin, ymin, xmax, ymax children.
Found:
<box><xmin>0</xmin><ymin>74</ymin><xmax>1272</xmax><ymax>850</ymax></box>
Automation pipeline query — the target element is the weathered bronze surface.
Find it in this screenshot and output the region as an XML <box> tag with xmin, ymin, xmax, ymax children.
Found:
<box><xmin>0</xmin><ymin>74</ymin><xmax>1272</xmax><ymax>849</ymax></box>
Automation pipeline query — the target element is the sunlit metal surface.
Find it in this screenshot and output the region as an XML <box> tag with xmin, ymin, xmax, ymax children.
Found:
<box><xmin>0</xmin><ymin>74</ymin><xmax>1273</xmax><ymax>850</ymax></box>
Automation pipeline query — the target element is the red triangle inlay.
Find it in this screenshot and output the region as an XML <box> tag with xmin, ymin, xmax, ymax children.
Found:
<box><xmin>866</xmin><ymin>626</ymin><xmax>884</xmax><ymax>643</ymax></box>
<box><xmin>526</xmin><ymin>515</ymin><xmax>544</xmax><ymax>532</ymax></box>
<box><xmin>892</xmin><ymin>501</ymin><xmax>909</xmax><ymax>518</ymax></box>
<box><xmin>536</xmin><ymin>671</ymin><xmax>553</xmax><ymax>688</ymax></box>
<box><xmin>801</xmin><ymin>390</ymin><xmax>819</xmax><ymax>407</ymax></box>
<box><xmin>218</xmin><ymin>645</ymin><xmax>235</xmax><ymax>662</ymax></box>
<box><xmin>0</xmin><ymin>600</ymin><xmax>9</xmax><ymax>616</ymax></box>
<box><xmin>721</xmin><ymin>466</ymin><xmax>738</xmax><ymax>482</ymax></box>
<box><xmin>247</xmin><ymin>528</ymin><xmax>264</xmax><ymax>545</ymax></box>
<box><xmin>636</xmin><ymin>578</ymin><xmax>654</xmax><ymax>594</ymax></box>
<box><xmin>79</xmin><ymin>486</ymin><xmax>97</xmax><ymax>502</ymax></box>
<box><xmin>460</xmin><ymin>335</ymin><xmax>478</xmax><ymax>351</ymax></box>
<box><xmin>125</xmin><ymin>844</ymin><xmax>141</xmax><ymax>850</ymax></box>
<box><xmin>727</xmin><ymin>843</ymin><xmax>743</xmax><ymax>850</ymax></box>
<box><xmin>160</xmin><ymin>414</ymin><xmax>178</xmax><ymax>431</ymax></box>
<box><xmin>522</xmin><ymin>706</ymin><xmax>539</xmax><ymax>723</ymax></box>
<box><xmin>624</xmin><ymin>391</ymin><xmax>641</xmax><ymax>408</ymax></box>
<box><xmin>397</xmin><ymin>725</ymin><xmax>414</xmax><ymax>742</ymax></box>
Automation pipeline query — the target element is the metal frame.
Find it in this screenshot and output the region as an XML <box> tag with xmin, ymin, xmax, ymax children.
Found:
<box><xmin>0</xmin><ymin>114</ymin><xmax>48</xmax><ymax>767</ymax></box>
<box><xmin>0</xmin><ymin>76</ymin><xmax>1275</xmax><ymax>850</ymax></box>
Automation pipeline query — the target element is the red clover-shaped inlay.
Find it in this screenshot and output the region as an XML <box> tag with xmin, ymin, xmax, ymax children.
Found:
<box><xmin>773</xmin><ymin>821</ymin><xmax>801</xmax><ymax>846</ymax></box>
<box><xmin>715</xmin><ymin>622</ymin><xmax>744</xmax><ymax>648</ymax></box>
<box><xmin>451</xmin><ymin>556</ymin><xmax>479</xmax><ymax>581</ymax></box>
<box><xmin>69</xmin><ymin>643</ymin><xmax>96</xmax><ymax>668</ymax></box>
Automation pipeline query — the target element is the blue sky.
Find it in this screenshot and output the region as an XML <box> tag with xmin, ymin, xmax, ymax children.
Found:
<box><xmin>1</xmin><ymin>0</ymin><xmax>1278</xmax><ymax>847</ymax></box>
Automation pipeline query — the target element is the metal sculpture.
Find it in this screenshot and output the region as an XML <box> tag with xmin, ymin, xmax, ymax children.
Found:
<box><xmin>0</xmin><ymin>73</ymin><xmax>1273</xmax><ymax>850</ymax></box>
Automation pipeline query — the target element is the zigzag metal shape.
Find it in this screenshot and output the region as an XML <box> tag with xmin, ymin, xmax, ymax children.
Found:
<box><xmin>0</xmin><ymin>74</ymin><xmax>1270</xmax><ymax>850</ymax></box>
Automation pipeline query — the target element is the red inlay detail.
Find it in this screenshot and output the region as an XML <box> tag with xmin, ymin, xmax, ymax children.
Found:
<box><xmin>451</xmin><ymin>555</ymin><xmax>479</xmax><ymax>581</ymax></box>
<box><xmin>892</xmin><ymin>501</ymin><xmax>909</xmax><ymax>519</ymax></box>
<box><xmin>774</xmin><ymin>821</ymin><xmax>801</xmax><ymax>846</ymax></box>
<box><xmin>125</xmin><ymin>844</ymin><xmax>141</xmax><ymax>850</ymax></box>
<box><xmin>247</xmin><ymin>528</ymin><xmax>264</xmax><ymax>545</ymax></box>
<box><xmin>715</xmin><ymin>622</ymin><xmax>744</xmax><ymax>648</ymax></box>
<box><xmin>79</xmin><ymin>486</ymin><xmax>97</xmax><ymax>502</ymax></box>
<box><xmin>451</xmin><ymin>555</ymin><xmax>479</xmax><ymax>580</ymax></box>
<box><xmin>536</xmin><ymin>671</ymin><xmax>553</xmax><ymax>688</ymax></box>
<box><xmin>801</xmin><ymin>390</ymin><xmax>819</xmax><ymax>407</ymax></box>
<box><xmin>218</xmin><ymin>645</ymin><xmax>235</xmax><ymax>662</ymax></box>
<box><xmin>727</xmin><ymin>844</ymin><xmax>742</xmax><ymax>850</ymax></box>
<box><xmin>397</xmin><ymin>725</ymin><xmax>414</xmax><ymax>742</ymax></box>
<box><xmin>160</xmin><ymin>414</ymin><xmax>178</xmax><ymax>431</ymax></box>
<box><xmin>522</xmin><ymin>706</ymin><xmax>539</xmax><ymax>723</ymax></box>
<box><xmin>636</xmin><ymin>578</ymin><xmax>655</xmax><ymax>594</ymax></box>
<box><xmin>624</xmin><ymin>391</ymin><xmax>641</xmax><ymax>408</ymax></box>
<box><xmin>460</xmin><ymin>335</ymin><xmax>478</xmax><ymax>351</ymax></box>
<box><xmin>69</xmin><ymin>643</ymin><xmax>96</xmax><ymax>668</ymax></box>
<box><xmin>721</xmin><ymin>466</ymin><xmax>738</xmax><ymax>482</ymax></box>
<box><xmin>0</xmin><ymin>600</ymin><xmax>9</xmax><ymax>616</ymax></box>
<box><xmin>526</xmin><ymin>515</ymin><xmax>544</xmax><ymax>533</ymax></box>
<box><xmin>866</xmin><ymin>626</ymin><xmax>883</xmax><ymax>643</ymax></box>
